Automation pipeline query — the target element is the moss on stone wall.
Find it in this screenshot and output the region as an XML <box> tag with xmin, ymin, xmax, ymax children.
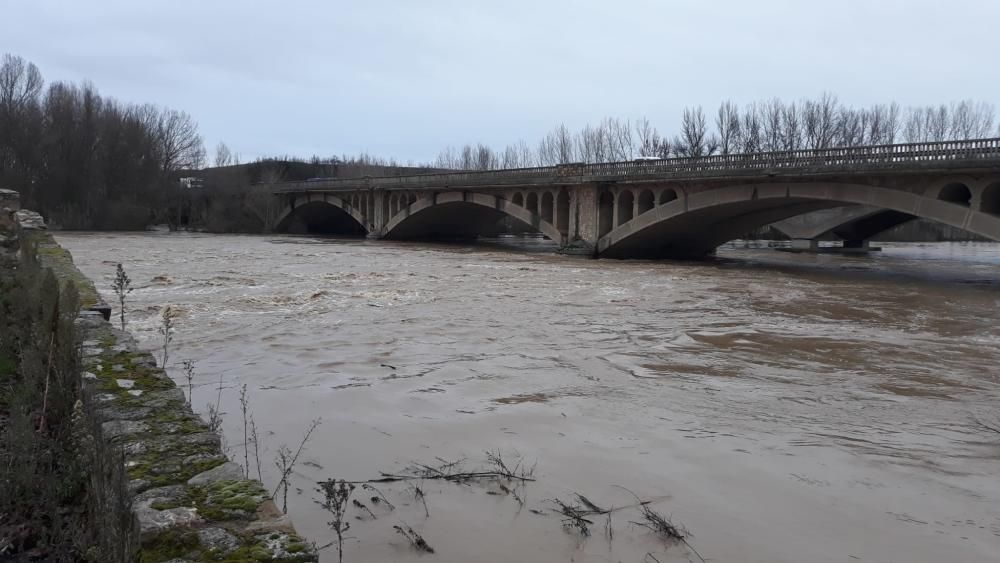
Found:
<box><xmin>25</xmin><ymin>231</ymin><xmax>103</xmax><ymax>309</ymax></box>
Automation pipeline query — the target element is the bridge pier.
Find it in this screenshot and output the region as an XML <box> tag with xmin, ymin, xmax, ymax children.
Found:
<box><xmin>789</xmin><ymin>238</ymin><xmax>818</xmax><ymax>251</ymax></box>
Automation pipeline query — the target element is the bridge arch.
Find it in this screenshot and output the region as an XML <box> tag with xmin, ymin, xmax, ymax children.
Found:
<box><xmin>638</xmin><ymin>189</ymin><xmax>655</xmax><ymax>215</ymax></box>
<box><xmin>773</xmin><ymin>206</ymin><xmax>917</xmax><ymax>243</ymax></box>
<box><xmin>556</xmin><ymin>189</ymin><xmax>570</xmax><ymax>231</ymax></box>
<box><xmin>983</xmin><ymin>182</ymin><xmax>1000</xmax><ymax>215</ymax></box>
<box><xmin>541</xmin><ymin>191</ymin><xmax>554</xmax><ymax>223</ymax></box>
<box><xmin>598</xmin><ymin>191</ymin><xmax>615</xmax><ymax>237</ymax></box>
<box><xmin>598</xmin><ymin>182</ymin><xmax>1000</xmax><ymax>258</ymax></box>
<box><xmin>939</xmin><ymin>182</ymin><xmax>972</xmax><ymax>207</ymax></box>
<box><xmin>274</xmin><ymin>196</ymin><xmax>368</xmax><ymax>235</ymax></box>
<box><xmin>659</xmin><ymin>188</ymin><xmax>678</xmax><ymax>205</ymax></box>
<box><xmin>618</xmin><ymin>190</ymin><xmax>634</xmax><ymax>226</ymax></box>
<box><xmin>383</xmin><ymin>191</ymin><xmax>564</xmax><ymax>243</ymax></box>
<box><xmin>525</xmin><ymin>192</ymin><xmax>539</xmax><ymax>215</ymax></box>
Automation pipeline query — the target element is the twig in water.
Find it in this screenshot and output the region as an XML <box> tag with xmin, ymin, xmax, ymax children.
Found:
<box><xmin>550</xmin><ymin>498</ymin><xmax>594</xmax><ymax>536</ymax></box>
<box><xmin>249</xmin><ymin>415</ymin><xmax>263</xmax><ymax>482</ymax></box>
<box><xmin>486</xmin><ymin>449</ymin><xmax>535</xmax><ymax>481</ymax></box>
<box><xmin>409</xmin><ymin>483</ymin><xmax>429</xmax><ymax>518</ymax></box>
<box><xmin>365</xmin><ymin>454</ymin><xmax>535</xmax><ymax>484</ymax></box>
<box><xmin>574</xmin><ymin>493</ymin><xmax>607</xmax><ymax>514</ymax></box>
<box><xmin>239</xmin><ymin>384</ymin><xmax>250</xmax><ymax>479</ymax></box>
<box><xmin>394</xmin><ymin>523</ymin><xmax>434</xmax><ymax>553</ymax></box>
<box><xmin>272</xmin><ymin>418</ymin><xmax>322</xmax><ymax>513</ymax></box>
<box><xmin>352</xmin><ymin>498</ymin><xmax>377</xmax><ymax>519</ymax></box>
<box><xmin>362</xmin><ymin>483</ymin><xmax>395</xmax><ymax>510</ymax></box>
<box><xmin>617</xmin><ymin>486</ymin><xmax>706</xmax><ymax>563</ymax></box>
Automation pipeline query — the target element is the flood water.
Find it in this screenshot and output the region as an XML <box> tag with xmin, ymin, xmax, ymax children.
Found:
<box><xmin>57</xmin><ymin>233</ymin><xmax>1000</xmax><ymax>563</ymax></box>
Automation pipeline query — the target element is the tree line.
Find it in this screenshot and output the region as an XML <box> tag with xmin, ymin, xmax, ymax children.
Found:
<box><xmin>434</xmin><ymin>95</ymin><xmax>999</xmax><ymax>170</ymax></box>
<box><xmin>0</xmin><ymin>53</ymin><xmax>204</xmax><ymax>229</ymax></box>
<box><xmin>2</xmin><ymin>52</ymin><xmax>998</xmax><ymax>231</ymax></box>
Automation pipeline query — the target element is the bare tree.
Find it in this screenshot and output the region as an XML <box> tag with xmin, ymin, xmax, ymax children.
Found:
<box><xmin>516</xmin><ymin>139</ymin><xmax>535</xmax><ymax>167</ymax></box>
<box><xmin>214</xmin><ymin>141</ymin><xmax>232</xmax><ymax>167</ymax></box>
<box><xmin>555</xmin><ymin>124</ymin><xmax>574</xmax><ymax>163</ymax></box>
<box><xmin>739</xmin><ymin>103</ymin><xmax>763</xmax><ymax>153</ymax></box>
<box><xmin>605</xmin><ymin>117</ymin><xmax>634</xmax><ymax>161</ymax></box>
<box><xmin>865</xmin><ymin>103</ymin><xmax>900</xmax><ymax>145</ymax></box>
<box><xmin>155</xmin><ymin>109</ymin><xmax>204</xmax><ymax>172</ymax></box>
<box><xmin>715</xmin><ymin>101</ymin><xmax>741</xmax><ymax>155</ymax></box>
<box><xmin>538</xmin><ymin>124</ymin><xmax>575</xmax><ymax>165</ymax></box>
<box><xmin>676</xmin><ymin>106</ymin><xmax>710</xmax><ymax>157</ymax></box>
<box><xmin>500</xmin><ymin>143</ymin><xmax>521</xmax><ymax>169</ymax></box>
<box><xmin>950</xmin><ymin>100</ymin><xmax>995</xmax><ymax>139</ymax></box>
<box><xmin>0</xmin><ymin>54</ymin><xmax>43</xmax><ymax>113</ymax></box>
<box><xmin>835</xmin><ymin>107</ymin><xmax>865</xmax><ymax>147</ymax></box>
<box><xmin>803</xmin><ymin>92</ymin><xmax>839</xmax><ymax>149</ymax></box>
<box><xmin>435</xmin><ymin>145</ymin><xmax>458</xmax><ymax>169</ymax></box>
<box><xmin>780</xmin><ymin>102</ymin><xmax>802</xmax><ymax>150</ymax></box>
<box><xmin>926</xmin><ymin>104</ymin><xmax>950</xmax><ymax>141</ymax></box>
<box><xmin>902</xmin><ymin>106</ymin><xmax>926</xmax><ymax>142</ymax></box>
<box><xmin>760</xmin><ymin>99</ymin><xmax>784</xmax><ymax>151</ymax></box>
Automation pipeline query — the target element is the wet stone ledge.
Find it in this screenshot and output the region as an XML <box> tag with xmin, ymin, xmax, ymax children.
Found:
<box><xmin>54</xmin><ymin>242</ymin><xmax>318</xmax><ymax>560</ymax></box>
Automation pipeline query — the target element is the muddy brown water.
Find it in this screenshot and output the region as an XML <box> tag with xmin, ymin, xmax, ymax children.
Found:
<box><xmin>57</xmin><ymin>233</ymin><xmax>1000</xmax><ymax>563</ymax></box>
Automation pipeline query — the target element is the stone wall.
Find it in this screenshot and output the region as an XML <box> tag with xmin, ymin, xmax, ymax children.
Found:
<box><xmin>3</xmin><ymin>190</ymin><xmax>317</xmax><ymax>562</ymax></box>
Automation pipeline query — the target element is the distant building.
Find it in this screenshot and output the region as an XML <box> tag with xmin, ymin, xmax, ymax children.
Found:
<box><xmin>179</xmin><ymin>177</ymin><xmax>204</xmax><ymax>189</ymax></box>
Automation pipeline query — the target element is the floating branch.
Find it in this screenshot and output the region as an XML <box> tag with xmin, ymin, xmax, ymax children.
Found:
<box><xmin>394</xmin><ymin>523</ymin><xmax>435</xmax><ymax>553</ymax></box>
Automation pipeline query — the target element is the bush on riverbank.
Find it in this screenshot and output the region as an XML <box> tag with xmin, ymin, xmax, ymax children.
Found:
<box><xmin>0</xmin><ymin>240</ymin><xmax>129</xmax><ymax>561</ymax></box>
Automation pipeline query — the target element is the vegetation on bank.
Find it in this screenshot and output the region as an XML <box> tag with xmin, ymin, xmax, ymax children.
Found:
<box><xmin>0</xmin><ymin>238</ymin><xmax>118</xmax><ymax>561</ymax></box>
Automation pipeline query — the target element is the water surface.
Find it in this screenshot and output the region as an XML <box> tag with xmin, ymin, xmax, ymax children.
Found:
<box><xmin>57</xmin><ymin>233</ymin><xmax>1000</xmax><ymax>563</ymax></box>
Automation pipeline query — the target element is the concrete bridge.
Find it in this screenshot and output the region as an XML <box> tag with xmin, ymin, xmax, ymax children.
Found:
<box><xmin>273</xmin><ymin>138</ymin><xmax>1000</xmax><ymax>258</ymax></box>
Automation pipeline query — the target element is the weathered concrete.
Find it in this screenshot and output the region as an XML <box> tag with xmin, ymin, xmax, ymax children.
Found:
<box><xmin>271</xmin><ymin>139</ymin><xmax>1000</xmax><ymax>258</ymax></box>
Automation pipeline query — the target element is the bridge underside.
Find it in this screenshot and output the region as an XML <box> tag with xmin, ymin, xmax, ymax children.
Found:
<box><xmin>275</xmin><ymin>201</ymin><xmax>366</xmax><ymax>235</ymax></box>
<box><xmin>598</xmin><ymin>181</ymin><xmax>1000</xmax><ymax>258</ymax></box>
<box><xmin>826</xmin><ymin>210</ymin><xmax>917</xmax><ymax>244</ymax></box>
<box><xmin>386</xmin><ymin>202</ymin><xmax>513</xmax><ymax>240</ymax></box>
<box><xmin>601</xmin><ymin>199</ymin><xmax>839</xmax><ymax>258</ymax></box>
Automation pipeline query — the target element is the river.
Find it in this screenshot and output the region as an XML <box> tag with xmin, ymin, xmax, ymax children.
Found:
<box><xmin>56</xmin><ymin>233</ymin><xmax>1000</xmax><ymax>563</ymax></box>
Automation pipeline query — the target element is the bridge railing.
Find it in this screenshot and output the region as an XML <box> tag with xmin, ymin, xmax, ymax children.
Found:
<box><xmin>274</xmin><ymin>137</ymin><xmax>1000</xmax><ymax>192</ymax></box>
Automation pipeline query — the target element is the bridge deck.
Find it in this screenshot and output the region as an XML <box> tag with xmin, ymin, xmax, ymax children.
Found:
<box><xmin>275</xmin><ymin>138</ymin><xmax>1000</xmax><ymax>193</ymax></box>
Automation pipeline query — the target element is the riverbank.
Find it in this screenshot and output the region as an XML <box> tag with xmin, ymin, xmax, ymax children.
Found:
<box><xmin>0</xmin><ymin>192</ymin><xmax>318</xmax><ymax>562</ymax></box>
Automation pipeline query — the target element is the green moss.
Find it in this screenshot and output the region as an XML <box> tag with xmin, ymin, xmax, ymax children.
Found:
<box><xmin>128</xmin><ymin>455</ymin><xmax>226</xmax><ymax>487</ymax></box>
<box><xmin>90</xmin><ymin>352</ymin><xmax>175</xmax><ymax>392</ymax></box>
<box><xmin>138</xmin><ymin>528</ymin><xmax>201</xmax><ymax>562</ymax></box>
<box><xmin>285</xmin><ymin>542</ymin><xmax>305</xmax><ymax>554</ymax></box>
<box><xmin>191</xmin><ymin>479</ymin><xmax>268</xmax><ymax>521</ymax></box>
<box><xmin>216</xmin><ymin>545</ymin><xmax>273</xmax><ymax>562</ymax></box>
<box><xmin>24</xmin><ymin>232</ymin><xmax>101</xmax><ymax>309</ymax></box>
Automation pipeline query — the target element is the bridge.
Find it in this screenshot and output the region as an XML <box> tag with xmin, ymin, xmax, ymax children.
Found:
<box><xmin>273</xmin><ymin>138</ymin><xmax>1000</xmax><ymax>258</ymax></box>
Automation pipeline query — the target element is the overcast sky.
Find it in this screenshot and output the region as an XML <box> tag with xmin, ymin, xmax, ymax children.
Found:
<box><xmin>4</xmin><ymin>0</ymin><xmax>998</xmax><ymax>163</ymax></box>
